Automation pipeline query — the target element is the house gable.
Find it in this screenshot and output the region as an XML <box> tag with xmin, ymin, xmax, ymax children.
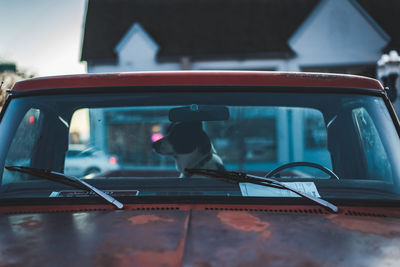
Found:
<box><xmin>114</xmin><ymin>23</ymin><xmax>159</xmax><ymax>70</ymax></box>
<box><xmin>289</xmin><ymin>0</ymin><xmax>389</xmax><ymax>66</ymax></box>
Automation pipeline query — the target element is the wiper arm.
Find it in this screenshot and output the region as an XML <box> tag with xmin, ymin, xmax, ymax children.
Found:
<box><xmin>185</xmin><ymin>168</ymin><xmax>338</xmax><ymax>213</ymax></box>
<box><xmin>5</xmin><ymin>166</ymin><xmax>124</xmax><ymax>209</ymax></box>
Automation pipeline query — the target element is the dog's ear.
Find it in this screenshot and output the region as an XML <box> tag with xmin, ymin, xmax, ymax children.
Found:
<box><xmin>197</xmin><ymin>131</ymin><xmax>212</xmax><ymax>154</ymax></box>
<box><xmin>165</xmin><ymin>122</ymin><xmax>179</xmax><ymax>135</ymax></box>
<box><xmin>167</xmin><ymin>121</ymin><xmax>201</xmax><ymax>135</ymax></box>
<box><xmin>168</xmin><ymin>122</ymin><xmax>199</xmax><ymax>154</ymax></box>
<box><xmin>168</xmin><ymin>121</ymin><xmax>212</xmax><ymax>154</ymax></box>
<box><xmin>181</xmin><ymin>122</ymin><xmax>211</xmax><ymax>154</ymax></box>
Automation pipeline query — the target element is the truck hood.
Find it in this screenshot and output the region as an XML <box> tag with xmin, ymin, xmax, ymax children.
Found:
<box><xmin>1</xmin><ymin>206</ymin><xmax>400</xmax><ymax>266</ymax></box>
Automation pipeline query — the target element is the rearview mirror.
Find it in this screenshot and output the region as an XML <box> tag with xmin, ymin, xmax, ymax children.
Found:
<box><xmin>169</xmin><ymin>104</ymin><xmax>230</xmax><ymax>122</ymax></box>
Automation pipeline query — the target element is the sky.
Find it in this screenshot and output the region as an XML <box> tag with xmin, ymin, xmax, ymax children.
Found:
<box><xmin>0</xmin><ymin>0</ymin><xmax>87</xmax><ymax>76</ymax></box>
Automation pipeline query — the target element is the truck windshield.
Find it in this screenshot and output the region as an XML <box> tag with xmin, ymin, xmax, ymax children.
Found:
<box><xmin>1</xmin><ymin>90</ymin><xmax>400</xmax><ymax>202</ymax></box>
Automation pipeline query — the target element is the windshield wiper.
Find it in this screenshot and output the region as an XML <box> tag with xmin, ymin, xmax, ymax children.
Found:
<box><xmin>5</xmin><ymin>166</ymin><xmax>124</xmax><ymax>209</ymax></box>
<box><xmin>185</xmin><ymin>168</ymin><xmax>338</xmax><ymax>213</ymax></box>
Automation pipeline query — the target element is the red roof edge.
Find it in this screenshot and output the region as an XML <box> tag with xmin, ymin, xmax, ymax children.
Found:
<box><xmin>12</xmin><ymin>71</ymin><xmax>383</xmax><ymax>92</ymax></box>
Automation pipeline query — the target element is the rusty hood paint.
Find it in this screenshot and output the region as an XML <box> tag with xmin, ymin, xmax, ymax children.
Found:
<box><xmin>1</xmin><ymin>207</ymin><xmax>400</xmax><ymax>267</ymax></box>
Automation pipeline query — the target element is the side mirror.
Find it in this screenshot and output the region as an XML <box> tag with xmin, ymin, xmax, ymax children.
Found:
<box><xmin>382</xmin><ymin>73</ymin><xmax>398</xmax><ymax>102</ymax></box>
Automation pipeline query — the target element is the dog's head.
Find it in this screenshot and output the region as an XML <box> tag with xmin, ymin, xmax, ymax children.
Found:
<box><xmin>152</xmin><ymin>121</ymin><xmax>211</xmax><ymax>156</ymax></box>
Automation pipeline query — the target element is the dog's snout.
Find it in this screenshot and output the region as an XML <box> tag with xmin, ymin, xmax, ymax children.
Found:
<box><xmin>152</xmin><ymin>137</ymin><xmax>174</xmax><ymax>155</ymax></box>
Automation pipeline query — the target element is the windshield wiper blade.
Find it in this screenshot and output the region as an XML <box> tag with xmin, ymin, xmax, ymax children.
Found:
<box><xmin>185</xmin><ymin>168</ymin><xmax>338</xmax><ymax>213</ymax></box>
<box><xmin>5</xmin><ymin>166</ymin><xmax>124</xmax><ymax>209</ymax></box>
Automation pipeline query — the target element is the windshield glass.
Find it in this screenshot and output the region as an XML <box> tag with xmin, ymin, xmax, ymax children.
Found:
<box><xmin>1</xmin><ymin>90</ymin><xmax>400</xmax><ymax>202</ymax></box>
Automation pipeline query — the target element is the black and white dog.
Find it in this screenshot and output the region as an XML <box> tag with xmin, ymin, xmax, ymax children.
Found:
<box><xmin>152</xmin><ymin>121</ymin><xmax>225</xmax><ymax>178</ymax></box>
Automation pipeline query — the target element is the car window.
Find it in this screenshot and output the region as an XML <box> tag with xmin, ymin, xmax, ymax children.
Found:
<box><xmin>2</xmin><ymin>109</ymin><xmax>42</xmax><ymax>184</ymax></box>
<box><xmin>66</xmin><ymin>106</ymin><xmax>331</xmax><ymax>176</ymax></box>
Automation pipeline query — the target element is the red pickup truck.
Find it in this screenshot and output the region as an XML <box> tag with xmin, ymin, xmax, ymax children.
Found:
<box><xmin>0</xmin><ymin>71</ymin><xmax>399</xmax><ymax>266</ymax></box>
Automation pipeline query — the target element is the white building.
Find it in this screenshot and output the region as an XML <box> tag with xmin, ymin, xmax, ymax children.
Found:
<box><xmin>81</xmin><ymin>0</ymin><xmax>399</xmax><ymax>76</ymax></box>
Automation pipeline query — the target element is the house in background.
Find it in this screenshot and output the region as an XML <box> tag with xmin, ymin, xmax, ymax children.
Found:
<box><xmin>81</xmin><ymin>0</ymin><xmax>400</xmax><ymax>76</ymax></box>
<box><xmin>79</xmin><ymin>0</ymin><xmax>400</xmax><ymax>169</ymax></box>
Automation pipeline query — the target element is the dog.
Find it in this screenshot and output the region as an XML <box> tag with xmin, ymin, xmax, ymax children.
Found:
<box><xmin>152</xmin><ymin>121</ymin><xmax>225</xmax><ymax>178</ymax></box>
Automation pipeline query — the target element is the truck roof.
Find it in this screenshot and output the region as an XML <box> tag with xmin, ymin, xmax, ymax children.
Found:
<box><xmin>11</xmin><ymin>71</ymin><xmax>383</xmax><ymax>92</ymax></box>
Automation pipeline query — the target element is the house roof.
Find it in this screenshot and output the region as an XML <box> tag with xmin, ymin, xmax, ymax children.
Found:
<box><xmin>81</xmin><ymin>0</ymin><xmax>319</xmax><ymax>62</ymax></box>
<box><xmin>12</xmin><ymin>71</ymin><xmax>383</xmax><ymax>91</ymax></box>
<box><xmin>357</xmin><ymin>0</ymin><xmax>400</xmax><ymax>52</ymax></box>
